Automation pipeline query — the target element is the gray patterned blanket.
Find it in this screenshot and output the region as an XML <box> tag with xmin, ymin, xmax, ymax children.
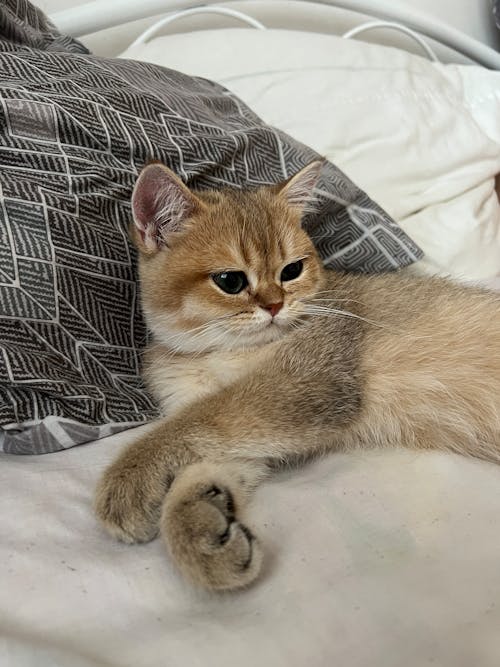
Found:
<box><xmin>0</xmin><ymin>0</ymin><xmax>422</xmax><ymax>454</ymax></box>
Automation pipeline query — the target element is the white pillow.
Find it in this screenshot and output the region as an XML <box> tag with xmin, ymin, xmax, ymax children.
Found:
<box><xmin>122</xmin><ymin>29</ymin><xmax>500</xmax><ymax>281</ymax></box>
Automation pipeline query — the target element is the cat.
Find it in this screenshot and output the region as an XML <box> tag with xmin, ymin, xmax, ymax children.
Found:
<box><xmin>95</xmin><ymin>160</ymin><xmax>500</xmax><ymax>592</ymax></box>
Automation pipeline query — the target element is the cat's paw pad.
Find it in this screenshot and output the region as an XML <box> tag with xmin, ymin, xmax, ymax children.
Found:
<box><xmin>95</xmin><ymin>463</ymin><xmax>171</xmax><ymax>544</ymax></box>
<box><xmin>162</xmin><ymin>474</ymin><xmax>262</xmax><ymax>591</ymax></box>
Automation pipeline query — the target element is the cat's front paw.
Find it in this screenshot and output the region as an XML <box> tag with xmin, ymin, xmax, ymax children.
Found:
<box><xmin>161</xmin><ymin>462</ymin><xmax>263</xmax><ymax>591</ymax></box>
<box><xmin>95</xmin><ymin>455</ymin><xmax>173</xmax><ymax>544</ymax></box>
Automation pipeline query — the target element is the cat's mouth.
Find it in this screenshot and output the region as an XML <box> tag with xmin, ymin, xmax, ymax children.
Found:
<box><xmin>267</xmin><ymin>318</ymin><xmax>290</xmax><ymax>332</ymax></box>
<box><xmin>247</xmin><ymin>314</ymin><xmax>296</xmax><ymax>339</ymax></box>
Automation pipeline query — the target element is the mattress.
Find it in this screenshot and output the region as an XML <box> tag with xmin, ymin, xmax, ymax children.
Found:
<box><xmin>2</xmin><ymin>425</ymin><xmax>500</xmax><ymax>667</ymax></box>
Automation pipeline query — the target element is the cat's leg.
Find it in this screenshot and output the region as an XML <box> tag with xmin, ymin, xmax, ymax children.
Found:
<box><xmin>94</xmin><ymin>414</ymin><xmax>276</xmax><ymax>548</ymax></box>
<box><xmin>95</xmin><ymin>362</ymin><xmax>344</xmax><ymax>549</ymax></box>
<box><xmin>95</xmin><ymin>322</ymin><xmax>359</xmax><ymax>588</ymax></box>
<box><xmin>161</xmin><ymin>459</ymin><xmax>267</xmax><ymax>590</ymax></box>
<box><xmin>95</xmin><ymin>426</ymin><xmax>270</xmax><ymax>589</ymax></box>
<box><xmin>95</xmin><ymin>402</ymin><xmax>343</xmax><ymax>594</ymax></box>
<box><xmin>94</xmin><ymin>419</ymin><xmax>195</xmax><ymax>544</ymax></box>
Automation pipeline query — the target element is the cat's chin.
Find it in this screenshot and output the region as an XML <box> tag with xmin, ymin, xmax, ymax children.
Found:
<box><xmin>150</xmin><ymin>313</ymin><xmax>299</xmax><ymax>355</ymax></box>
<box><xmin>229</xmin><ymin>320</ymin><xmax>295</xmax><ymax>349</ymax></box>
<box><xmin>151</xmin><ymin>323</ymin><xmax>282</xmax><ymax>355</ymax></box>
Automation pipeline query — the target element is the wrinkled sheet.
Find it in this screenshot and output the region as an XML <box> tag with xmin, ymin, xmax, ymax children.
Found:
<box><xmin>2</xmin><ymin>424</ymin><xmax>500</xmax><ymax>667</ymax></box>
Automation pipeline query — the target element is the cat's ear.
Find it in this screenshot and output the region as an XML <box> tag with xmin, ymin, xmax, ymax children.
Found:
<box><xmin>279</xmin><ymin>160</ymin><xmax>324</xmax><ymax>216</ymax></box>
<box><xmin>131</xmin><ymin>163</ymin><xmax>203</xmax><ymax>253</ymax></box>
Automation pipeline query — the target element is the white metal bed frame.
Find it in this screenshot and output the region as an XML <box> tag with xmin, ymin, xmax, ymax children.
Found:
<box><xmin>124</xmin><ymin>6</ymin><xmax>439</xmax><ymax>62</ymax></box>
<box><xmin>51</xmin><ymin>0</ymin><xmax>500</xmax><ymax>69</ymax></box>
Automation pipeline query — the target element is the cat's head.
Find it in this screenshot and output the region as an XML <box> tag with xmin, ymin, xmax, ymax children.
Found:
<box><xmin>131</xmin><ymin>161</ymin><xmax>326</xmax><ymax>353</ymax></box>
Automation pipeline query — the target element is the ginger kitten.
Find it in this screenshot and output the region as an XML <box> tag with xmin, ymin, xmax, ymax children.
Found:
<box><xmin>95</xmin><ymin>161</ymin><xmax>500</xmax><ymax>591</ymax></box>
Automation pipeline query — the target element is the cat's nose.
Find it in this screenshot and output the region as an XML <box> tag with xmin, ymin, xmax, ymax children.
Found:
<box><xmin>263</xmin><ymin>302</ymin><xmax>284</xmax><ymax>318</ymax></box>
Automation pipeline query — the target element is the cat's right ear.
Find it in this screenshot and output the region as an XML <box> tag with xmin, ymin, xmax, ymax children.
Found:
<box><xmin>131</xmin><ymin>163</ymin><xmax>203</xmax><ymax>254</ymax></box>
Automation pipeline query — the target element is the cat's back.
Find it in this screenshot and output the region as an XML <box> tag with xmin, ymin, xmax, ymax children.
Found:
<box><xmin>325</xmin><ymin>269</ymin><xmax>500</xmax><ymax>330</ymax></box>
<box><xmin>323</xmin><ymin>269</ymin><xmax>500</xmax><ymax>375</ymax></box>
<box><xmin>332</xmin><ymin>270</ymin><xmax>500</xmax><ymax>456</ymax></box>
<box><xmin>284</xmin><ymin>269</ymin><xmax>500</xmax><ymax>376</ymax></box>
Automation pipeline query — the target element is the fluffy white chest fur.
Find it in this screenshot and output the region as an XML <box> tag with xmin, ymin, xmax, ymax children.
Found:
<box><xmin>144</xmin><ymin>344</ymin><xmax>269</xmax><ymax>417</ymax></box>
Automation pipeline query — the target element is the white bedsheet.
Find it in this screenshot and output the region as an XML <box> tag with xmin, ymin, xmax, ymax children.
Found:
<box><xmin>2</xmin><ymin>426</ymin><xmax>500</xmax><ymax>667</ymax></box>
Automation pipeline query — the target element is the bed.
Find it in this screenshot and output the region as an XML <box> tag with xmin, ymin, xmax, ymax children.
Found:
<box><xmin>2</xmin><ymin>2</ymin><xmax>500</xmax><ymax>666</ymax></box>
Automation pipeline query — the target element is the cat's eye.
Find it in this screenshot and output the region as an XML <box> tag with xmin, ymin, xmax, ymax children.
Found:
<box><xmin>211</xmin><ymin>271</ymin><xmax>248</xmax><ymax>294</ymax></box>
<box><xmin>280</xmin><ymin>260</ymin><xmax>303</xmax><ymax>282</ymax></box>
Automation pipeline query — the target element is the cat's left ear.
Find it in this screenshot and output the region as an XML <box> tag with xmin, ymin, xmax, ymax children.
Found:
<box><xmin>131</xmin><ymin>162</ymin><xmax>203</xmax><ymax>254</ymax></box>
<box><xmin>279</xmin><ymin>160</ymin><xmax>324</xmax><ymax>216</ymax></box>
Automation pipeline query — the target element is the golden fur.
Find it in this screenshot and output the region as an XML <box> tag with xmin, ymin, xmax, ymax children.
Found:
<box><xmin>95</xmin><ymin>162</ymin><xmax>500</xmax><ymax>591</ymax></box>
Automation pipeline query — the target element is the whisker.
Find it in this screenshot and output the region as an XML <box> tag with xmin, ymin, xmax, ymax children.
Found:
<box><xmin>301</xmin><ymin>304</ymin><xmax>385</xmax><ymax>329</ymax></box>
<box><xmin>304</xmin><ymin>297</ymin><xmax>367</xmax><ymax>307</ymax></box>
<box><xmin>141</xmin><ymin>322</ymin><xmax>228</xmax><ymax>362</ymax></box>
<box><xmin>301</xmin><ymin>304</ymin><xmax>432</xmax><ymax>339</ymax></box>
